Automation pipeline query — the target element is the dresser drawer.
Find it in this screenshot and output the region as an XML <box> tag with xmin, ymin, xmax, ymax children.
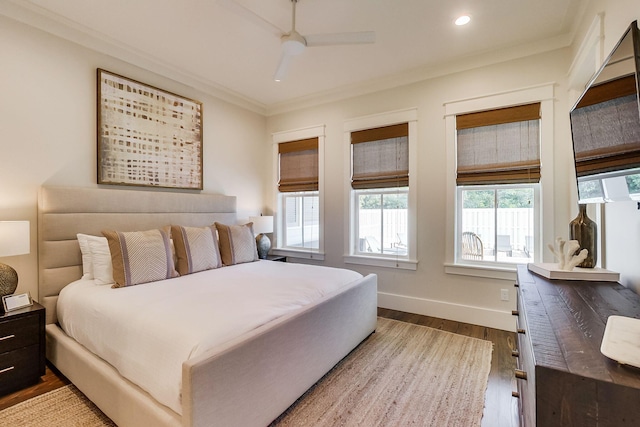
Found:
<box><xmin>0</xmin><ymin>315</ymin><xmax>39</xmax><ymax>353</ymax></box>
<box><xmin>0</xmin><ymin>344</ymin><xmax>41</xmax><ymax>393</ymax></box>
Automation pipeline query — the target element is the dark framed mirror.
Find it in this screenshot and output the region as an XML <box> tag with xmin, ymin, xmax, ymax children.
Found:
<box><xmin>570</xmin><ymin>21</ymin><xmax>640</xmax><ymax>203</ymax></box>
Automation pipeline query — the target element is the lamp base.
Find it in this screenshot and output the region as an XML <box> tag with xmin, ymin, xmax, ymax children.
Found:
<box><xmin>256</xmin><ymin>234</ymin><xmax>271</xmax><ymax>259</ymax></box>
<box><xmin>0</xmin><ymin>263</ymin><xmax>18</xmax><ymax>297</ymax></box>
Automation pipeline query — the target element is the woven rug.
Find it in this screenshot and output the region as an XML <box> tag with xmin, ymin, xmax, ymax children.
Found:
<box><xmin>0</xmin><ymin>384</ymin><xmax>115</xmax><ymax>426</ymax></box>
<box><xmin>271</xmin><ymin>317</ymin><xmax>493</xmax><ymax>426</ymax></box>
<box><xmin>0</xmin><ymin>318</ymin><xmax>492</xmax><ymax>426</ymax></box>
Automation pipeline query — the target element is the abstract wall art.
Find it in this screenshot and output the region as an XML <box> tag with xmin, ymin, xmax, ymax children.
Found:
<box><xmin>97</xmin><ymin>69</ymin><xmax>203</xmax><ymax>189</ymax></box>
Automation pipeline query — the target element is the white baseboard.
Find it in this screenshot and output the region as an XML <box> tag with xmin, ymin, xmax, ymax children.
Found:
<box><xmin>378</xmin><ymin>291</ymin><xmax>516</xmax><ymax>332</ymax></box>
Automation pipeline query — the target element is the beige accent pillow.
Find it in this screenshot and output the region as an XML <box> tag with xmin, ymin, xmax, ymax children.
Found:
<box><xmin>171</xmin><ymin>225</ymin><xmax>222</xmax><ymax>275</ymax></box>
<box><xmin>102</xmin><ymin>227</ymin><xmax>178</xmax><ymax>288</ymax></box>
<box><xmin>215</xmin><ymin>222</ymin><xmax>258</xmax><ymax>266</ymax></box>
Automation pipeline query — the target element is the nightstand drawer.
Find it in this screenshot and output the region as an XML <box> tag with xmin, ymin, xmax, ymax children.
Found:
<box><xmin>0</xmin><ymin>344</ymin><xmax>40</xmax><ymax>393</ymax></box>
<box><xmin>0</xmin><ymin>315</ymin><xmax>39</xmax><ymax>353</ymax></box>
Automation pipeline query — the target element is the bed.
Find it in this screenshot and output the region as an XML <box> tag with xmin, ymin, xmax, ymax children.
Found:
<box><xmin>38</xmin><ymin>185</ymin><xmax>378</xmax><ymax>427</ymax></box>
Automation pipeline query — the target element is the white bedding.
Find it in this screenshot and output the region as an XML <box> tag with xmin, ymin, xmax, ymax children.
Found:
<box><xmin>57</xmin><ymin>260</ymin><xmax>363</xmax><ymax>415</ymax></box>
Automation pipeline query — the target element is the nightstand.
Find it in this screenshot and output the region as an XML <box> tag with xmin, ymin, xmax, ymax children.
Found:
<box><xmin>0</xmin><ymin>301</ymin><xmax>45</xmax><ymax>396</ymax></box>
<box><xmin>265</xmin><ymin>255</ymin><xmax>287</xmax><ymax>262</ymax></box>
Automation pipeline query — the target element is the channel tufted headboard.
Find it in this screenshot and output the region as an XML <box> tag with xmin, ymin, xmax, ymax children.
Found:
<box><xmin>37</xmin><ymin>186</ymin><xmax>237</xmax><ymax>324</ymax></box>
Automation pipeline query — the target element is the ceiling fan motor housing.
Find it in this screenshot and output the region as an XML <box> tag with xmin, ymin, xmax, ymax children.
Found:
<box><xmin>281</xmin><ymin>31</ymin><xmax>306</xmax><ymax>55</ymax></box>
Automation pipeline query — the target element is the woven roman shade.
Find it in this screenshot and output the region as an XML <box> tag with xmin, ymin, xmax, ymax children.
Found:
<box><xmin>570</xmin><ymin>75</ymin><xmax>640</xmax><ymax>177</ymax></box>
<box><xmin>351</xmin><ymin>123</ymin><xmax>409</xmax><ymax>189</ymax></box>
<box><xmin>456</xmin><ymin>103</ymin><xmax>541</xmax><ymax>185</ymax></box>
<box><xmin>278</xmin><ymin>138</ymin><xmax>319</xmax><ymax>192</ymax></box>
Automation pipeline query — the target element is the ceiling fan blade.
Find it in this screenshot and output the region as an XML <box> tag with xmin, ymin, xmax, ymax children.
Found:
<box><xmin>305</xmin><ymin>31</ymin><xmax>376</xmax><ymax>47</ymax></box>
<box><xmin>274</xmin><ymin>53</ymin><xmax>293</xmax><ymax>82</ymax></box>
<box><xmin>217</xmin><ymin>0</ymin><xmax>284</xmax><ymax>37</ymax></box>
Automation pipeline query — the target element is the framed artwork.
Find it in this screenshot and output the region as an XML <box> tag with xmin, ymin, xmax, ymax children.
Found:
<box><xmin>97</xmin><ymin>69</ymin><xmax>203</xmax><ymax>189</ymax></box>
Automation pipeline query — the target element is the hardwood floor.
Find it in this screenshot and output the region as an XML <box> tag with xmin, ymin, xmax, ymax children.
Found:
<box><xmin>0</xmin><ymin>364</ymin><xmax>70</xmax><ymax>411</ymax></box>
<box><xmin>0</xmin><ymin>309</ymin><xmax>520</xmax><ymax>426</ymax></box>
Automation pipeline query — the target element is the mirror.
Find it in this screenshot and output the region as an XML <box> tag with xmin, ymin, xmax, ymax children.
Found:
<box><xmin>570</xmin><ymin>21</ymin><xmax>640</xmax><ymax>203</ymax></box>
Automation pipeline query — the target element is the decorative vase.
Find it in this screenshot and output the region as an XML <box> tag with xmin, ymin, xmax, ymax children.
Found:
<box><xmin>0</xmin><ymin>263</ymin><xmax>18</xmax><ymax>297</ymax></box>
<box><xmin>569</xmin><ymin>204</ymin><xmax>597</xmax><ymax>268</ymax></box>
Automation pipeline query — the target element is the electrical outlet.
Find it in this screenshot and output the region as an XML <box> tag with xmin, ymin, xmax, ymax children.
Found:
<box><xmin>500</xmin><ymin>289</ymin><xmax>509</xmax><ymax>301</ymax></box>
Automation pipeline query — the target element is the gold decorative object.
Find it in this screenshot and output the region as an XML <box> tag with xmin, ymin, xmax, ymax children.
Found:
<box><xmin>0</xmin><ymin>263</ymin><xmax>18</xmax><ymax>297</ymax></box>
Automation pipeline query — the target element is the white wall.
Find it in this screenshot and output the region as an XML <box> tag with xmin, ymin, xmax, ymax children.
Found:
<box><xmin>267</xmin><ymin>48</ymin><xmax>574</xmax><ymax>331</ymax></box>
<box><xmin>0</xmin><ymin>16</ymin><xmax>266</xmax><ymax>300</ymax></box>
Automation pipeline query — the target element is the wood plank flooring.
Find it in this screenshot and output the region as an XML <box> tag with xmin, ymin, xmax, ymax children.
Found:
<box><xmin>0</xmin><ymin>309</ymin><xmax>520</xmax><ymax>426</ymax></box>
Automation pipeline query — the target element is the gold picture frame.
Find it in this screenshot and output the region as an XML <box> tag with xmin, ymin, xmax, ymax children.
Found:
<box><xmin>97</xmin><ymin>69</ymin><xmax>203</xmax><ymax>189</ymax></box>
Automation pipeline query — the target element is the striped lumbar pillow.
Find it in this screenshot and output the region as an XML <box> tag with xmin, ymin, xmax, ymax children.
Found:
<box><xmin>171</xmin><ymin>225</ymin><xmax>222</xmax><ymax>275</ymax></box>
<box><xmin>215</xmin><ymin>222</ymin><xmax>258</xmax><ymax>266</ymax></box>
<box><xmin>102</xmin><ymin>227</ymin><xmax>178</xmax><ymax>288</ymax></box>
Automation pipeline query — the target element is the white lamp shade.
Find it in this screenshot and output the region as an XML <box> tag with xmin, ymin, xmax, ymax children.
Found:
<box><xmin>0</xmin><ymin>221</ymin><xmax>30</xmax><ymax>257</ymax></box>
<box><xmin>249</xmin><ymin>216</ymin><xmax>274</xmax><ymax>235</ymax></box>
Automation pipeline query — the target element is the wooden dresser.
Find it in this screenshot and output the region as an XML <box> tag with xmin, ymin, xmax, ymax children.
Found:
<box><xmin>515</xmin><ymin>265</ymin><xmax>640</xmax><ymax>427</ymax></box>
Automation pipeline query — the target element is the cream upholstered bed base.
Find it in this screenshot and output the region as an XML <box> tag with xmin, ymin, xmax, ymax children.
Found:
<box><xmin>39</xmin><ymin>186</ymin><xmax>378</xmax><ymax>427</ymax></box>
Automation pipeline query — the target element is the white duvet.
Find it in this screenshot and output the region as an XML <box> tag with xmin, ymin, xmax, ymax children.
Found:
<box><xmin>57</xmin><ymin>260</ymin><xmax>363</xmax><ymax>415</ymax></box>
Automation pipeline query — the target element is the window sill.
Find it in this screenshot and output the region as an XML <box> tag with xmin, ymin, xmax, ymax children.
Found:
<box><xmin>344</xmin><ymin>255</ymin><xmax>418</xmax><ymax>271</ymax></box>
<box><xmin>271</xmin><ymin>248</ymin><xmax>325</xmax><ymax>261</ymax></box>
<box><xmin>444</xmin><ymin>262</ymin><xmax>517</xmax><ymax>280</ymax></box>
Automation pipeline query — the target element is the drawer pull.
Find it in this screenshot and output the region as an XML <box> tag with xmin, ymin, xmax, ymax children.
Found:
<box><xmin>512</xmin><ymin>391</ymin><xmax>520</xmax><ymax>398</ymax></box>
<box><xmin>514</xmin><ymin>283</ymin><xmax>519</xmax><ymax>287</ymax></box>
<box><xmin>512</xmin><ymin>350</ymin><xmax>519</xmax><ymax>357</ymax></box>
<box><xmin>515</xmin><ymin>369</ymin><xmax>528</xmax><ymax>380</ymax></box>
<box><xmin>517</xmin><ymin>328</ymin><xmax>526</xmax><ymax>334</ymax></box>
<box><xmin>0</xmin><ymin>366</ymin><xmax>15</xmax><ymax>374</ymax></box>
<box><xmin>512</xmin><ymin>310</ymin><xmax>519</xmax><ymax>316</ymax></box>
<box><xmin>0</xmin><ymin>334</ymin><xmax>15</xmax><ymax>341</ymax></box>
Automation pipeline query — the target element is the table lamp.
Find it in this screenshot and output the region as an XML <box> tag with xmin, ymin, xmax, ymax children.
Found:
<box><xmin>0</xmin><ymin>221</ymin><xmax>30</xmax><ymax>297</ymax></box>
<box><xmin>249</xmin><ymin>215</ymin><xmax>274</xmax><ymax>259</ymax></box>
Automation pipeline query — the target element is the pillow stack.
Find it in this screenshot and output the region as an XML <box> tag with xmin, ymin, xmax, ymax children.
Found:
<box><xmin>76</xmin><ymin>221</ymin><xmax>261</xmax><ymax>288</ymax></box>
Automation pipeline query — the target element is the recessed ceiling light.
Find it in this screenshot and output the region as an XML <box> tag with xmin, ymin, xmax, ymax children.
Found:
<box><xmin>455</xmin><ymin>15</ymin><xmax>471</xmax><ymax>26</ymax></box>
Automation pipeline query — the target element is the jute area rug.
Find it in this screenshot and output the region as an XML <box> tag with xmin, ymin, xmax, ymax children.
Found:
<box><xmin>0</xmin><ymin>318</ymin><xmax>492</xmax><ymax>427</ymax></box>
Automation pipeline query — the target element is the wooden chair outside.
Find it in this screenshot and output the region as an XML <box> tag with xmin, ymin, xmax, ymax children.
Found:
<box><xmin>461</xmin><ymin>231</ymin><xmax>483</xmax><ymax>260</ymax></box>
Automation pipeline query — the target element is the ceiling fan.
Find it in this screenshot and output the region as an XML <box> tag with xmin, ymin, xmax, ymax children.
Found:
<box><xmin>219</xmin><ymin>0</ymin><xmax>376</xmax><ymax>81</ymax></box>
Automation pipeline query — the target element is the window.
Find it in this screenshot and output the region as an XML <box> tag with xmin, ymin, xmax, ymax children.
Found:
<box><xmin>277</xmin><ymin>137</ymin><xmax>320</xmax><ymax>252</ymax></box>
<box><xmin>455</xmin><ymin>103</ymin><xmax>541</xmax><ymax>266</ymax></box>
<box><xmin>344</xmin><ymin>109</ymin><xmax>418</xmax><ymax>270</ymax></box>
<box><xmin>354</xmin><ymin>189</ymin><xmax>408</xmax><ymax>256</ymax></box>
<box><xmin>458</xmin><ymin>185</ymin><xmax>538</xmax><ymax>263</ymax></box>
<box><xmin>281</xmin><ymin>192</ymin><xmax>319</xmax><ymax>249</ymax></box>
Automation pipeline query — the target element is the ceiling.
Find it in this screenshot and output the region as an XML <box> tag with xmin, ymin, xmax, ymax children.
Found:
<box><xmin>3</xmin><ymin>0</ymin><xmax>585</xmax><ymax>114</ymax></box>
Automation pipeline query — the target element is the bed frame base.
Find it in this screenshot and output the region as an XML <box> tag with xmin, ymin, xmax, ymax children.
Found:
<box><xmin>47</xmin><ymin>274</ymin><xmax>377</xmax><ymax>427</ymax></box>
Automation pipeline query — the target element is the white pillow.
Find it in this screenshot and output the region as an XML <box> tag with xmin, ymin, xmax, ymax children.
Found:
<box><xmin>76</xmin><ymin>233</ymin><xmax>113</xmax><ymax>285</ymax></box>
<box><xmin>76</xmin><ymin>233</ymin><xmax>94</xmax><ymax>280</ymax></box>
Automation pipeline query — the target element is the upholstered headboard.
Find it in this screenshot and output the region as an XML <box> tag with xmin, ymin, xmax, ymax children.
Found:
<box><xmin>38</xmin><ymin>186</ymin><xmax>237</xmax><ymax>324</ymax></box>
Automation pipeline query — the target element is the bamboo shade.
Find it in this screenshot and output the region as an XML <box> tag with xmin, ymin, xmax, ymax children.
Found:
<box><xmin>570</xmin><ymin>75</ymin><xmax>640</xmax><ymax>176</ymax></box>
<box><xmin>456</xmin><ymin>103</ymin><xmax>541</xmax><ymax>185</ymax></box>
<box><xmin>351</xmin><ymin>123</ymin><xmax>409</xmax><ymax>189</ymax></box>
<box><xmin>278</xmin><ymin>138</ymin><xmax>319</xmax><ymax>192</ymax></box>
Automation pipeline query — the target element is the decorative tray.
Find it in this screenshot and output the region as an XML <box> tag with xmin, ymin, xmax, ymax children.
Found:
<box><xmin>601</xmin><ymin>315</ymin><xmax>640</xmax><ymax>368</ymax></box>
<box><xmin>527</xmin><ymin>263</ymin><xmax>620</xmax><ymax>281</ymax></box>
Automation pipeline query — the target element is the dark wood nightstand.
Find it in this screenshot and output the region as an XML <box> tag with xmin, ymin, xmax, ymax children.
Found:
<box><xmin>265</xmin><ymin>255</ymin><xmax>287</xmax><ymax>262</ymax></box>
<box><xmin>0</xmin><ymin>301</ymin><xmax>45</xmax><ymax>396</ymax></box>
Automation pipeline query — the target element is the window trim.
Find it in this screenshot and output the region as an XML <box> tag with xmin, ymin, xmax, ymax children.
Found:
<box><xmin>444</xmin><ymin>84</ymin><xmax>555</xmax><ymax>277</ymax></box>
<box><xmin>343</xmin><ymin>108</ymin><xmax>418</xmax><ymax>270</ymax></box>
<box><xmin>272</xmin><ymin>125</ymin><xmax>325</xmax><ymax>260</ymax></box>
